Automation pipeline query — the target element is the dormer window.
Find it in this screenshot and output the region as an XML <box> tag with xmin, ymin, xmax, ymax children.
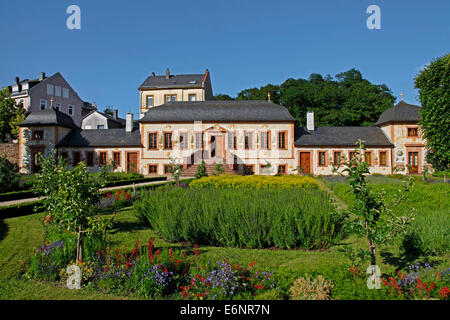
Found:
<box><xmin>408</xmin><ymin>127</ymin><xmax>418</xmax><ymax>137</ymax></box>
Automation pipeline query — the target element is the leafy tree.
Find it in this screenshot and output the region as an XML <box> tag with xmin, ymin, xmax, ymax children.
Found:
<box><xmin>339</xmin><ymin>141</ymin><xmax>414</xmax><ymax>268</ymax></box>
<box><xmin>103</xmin><ymin>106</ymin><xmax>114</xmax><ymax>117</ymax></box>
<box><xmin>237</xmin><ymin>84</ymin><xmax>280</xmax><ymax>104</ymax></box>
<box><xmin>414</xmin><ymin>53</ymin><xmax>450</xmax><ymax>171</ymax></box>
<box><xmin>33</xmin><ymin>151</ymin><xmax>111</xmax><ymax>262</ymax></box>
<box><xmin>0</xmin><ymin>155</ymin><xmax>20</xmax><ymax>193</ymax></box>
<box><xmin>214</xmin><ymin>94</ymin><xmax>234</xmax><ymax>100</ymax></box>
<box><xmin>194</xmin><ymin>160</ymin><xmax>208</xmax><ymax>179</ymax></box>
<box><xmin>0</xmin><ymin>87</ymin><xmax>26</xmax><ymax>142</ymax></box>
<box><xmin>234</xmin><ymin>69</ymin><xmax>395</xmax><ymax>127</ymax></box>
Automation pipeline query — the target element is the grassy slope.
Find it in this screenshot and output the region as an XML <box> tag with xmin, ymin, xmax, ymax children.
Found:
<box><xmin>1</xmin><ymin>175</ymin><xmax>449</xmax><ymax>299</ymax></box>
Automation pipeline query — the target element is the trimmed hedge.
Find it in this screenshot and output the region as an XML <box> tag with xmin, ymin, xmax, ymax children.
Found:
<box><xmin>0</xmin><ymin>200</ymin><xmax>44</xmax><ymax>219</ymax></box>
<box><xmin>103</xmin><ymin>176</ymin><xmax>167</xmax><ymax>188</ymax></box>
<box><xmin>0</xmin><ymin>190</ymin><xmax>37</xmax><ymax>202</ymax></box>
<box><xmin>0</xmin><ymin>176</ymin><xmax>168</xmax><ymax>202</ymax></box>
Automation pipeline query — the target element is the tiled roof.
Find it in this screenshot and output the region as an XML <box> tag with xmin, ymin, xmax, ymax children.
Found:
<box><xmin>56</xmin><ymin>128</ymin><xmax>141</xmax><ymax>147</ymax></box>
<box><xmin>375</xmin><ymin>101</ymin><xmax>422</xmax><ymax>126</ymax></box>
<box><xmin>294</xmin><ymin>126</ymin><xmax>393</xmax><ymax>147</ymax></box>
<box><xmin>139</xmin><ymin>74</ymin><xmax>205</xmax><ymax>90</ymax></box>
<box><xmin>19</xmin><ymin>107</ymin><xmax>78</xmax><ymax>129</ymax></box>
<box><xmin>139</xmin><ymin>101</ymin><xmax>296</xmax><ymax>122</ymax></box>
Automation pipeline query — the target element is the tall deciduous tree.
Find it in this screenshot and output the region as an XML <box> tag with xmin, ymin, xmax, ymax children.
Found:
<box><xmin>0</xmin><ymin>87</ymin><xmax>26</xmax><ymax>142</ymax></box>
<box><xmin>234</xmin><ymin>68</ymin><xmax>395</xmax><ymax>127</ymax></box>
<box><xmin>414</xmin><ymin>53</ymin><xmax>450</xmax><ymax>171</ymax></box>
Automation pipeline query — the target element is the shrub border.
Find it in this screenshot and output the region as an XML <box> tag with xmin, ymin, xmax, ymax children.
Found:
<box><xmin>0</xmin><ymin>178</ymin><xmax>194</xmax><ymax>220</ymax></box>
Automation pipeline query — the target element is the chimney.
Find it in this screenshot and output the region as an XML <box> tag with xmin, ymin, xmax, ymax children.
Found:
<box><xmin>151</xmin><ymin>72</ymin><xmax>155</xmax><ymax>77</ymax></box>
<box><xmin>165</xmin><ymin>68</ymin><xmax>170</xmax><ymax>80</ymax></box>
<box><xmin>126</xmin><ymin>113</ymin><xmax>133</xmax><ymax>132</ymax></box>
<box><xmin>39</xmin><ymin>72</ymin><xmax>46</xmax><ymax>81</ymax></box>
<box><xmin>306</xmin><ymin>111</ymin><xmax>315</xmax><ymax>131</ymax></box>
<box><xmin>15</xmin><ymin>77</ymin><xmax>19</xmax><ymax>84</ymax></box>
<box><xmin>112</xmin><ymin>109</ymin><xmax>118</xmax><ymax>120</ymax></box>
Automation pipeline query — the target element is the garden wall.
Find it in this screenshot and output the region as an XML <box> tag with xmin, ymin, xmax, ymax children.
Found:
<box><xmin>0</xmin><ymin>143</ymin><xmax>19</xmax><ymax>165</ymax></box>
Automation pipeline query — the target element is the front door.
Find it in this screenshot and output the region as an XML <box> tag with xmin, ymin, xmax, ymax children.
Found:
<box><xmin>31</xmin><ymin>147</ymin><xmax>45</xmax><ymax>173</ymax></box>
<box><xmin>127</xmin><ymin>152</ymin><xmax>138</xmax><ymax>173</ymax></box>
<box><xmin>210</xmin><ymin>135</ymin><xmax>224</xmax><ymax>159</ymax></box>
<box><xmin>408</xmin><ymin>152</ymin><xmax>419</xmax><ymax>173</ymax></box>
<box><xmin>299</xmin><ymin>152</ymin><xmax>311</xmax><ymax>174</ymax></box>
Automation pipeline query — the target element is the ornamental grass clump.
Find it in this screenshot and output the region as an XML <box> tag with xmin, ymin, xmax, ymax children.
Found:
<box><xmin>289</xmin><ymin>274</ymin><xmax>334</xmax><ymax>300</ymax></box>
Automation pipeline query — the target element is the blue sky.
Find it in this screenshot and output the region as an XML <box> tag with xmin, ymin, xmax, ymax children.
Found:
<box><xmin>1</xmin><ymin>0</ymin><xmax>449</xmax><ymax>118</ymax></box>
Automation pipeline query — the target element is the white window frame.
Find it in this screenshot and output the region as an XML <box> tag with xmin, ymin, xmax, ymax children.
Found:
<box><xmin>40</xmin><ymin>99</ymin><xmax>47</xmax><ymax>110</ymax></box>
<box><xmin>55</xmin><ymin>86</ymin><xmax>61</xmax><ymax>97</ymax></box>
<box><xmin>62</xmin><ymin>88</ymin><xmax>69</xmax><ymax>99</ymax></box>
<box><xmin>68</xmin><ymin>105</ymin><xmax>74</xmax><ymax>116</ymax></box>
<box><xmin>47</xmin><ymin>84</ymin><xmax>54</xmax><ymax>95</ymax></box>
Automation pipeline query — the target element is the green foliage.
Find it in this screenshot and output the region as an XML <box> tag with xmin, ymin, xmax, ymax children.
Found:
<box><xmin>33</xmin><ymin>151</ymin><xmax>112</xmax><ymax>261</ymax></box>
<box><xmin>214</xmin><ymin>94</ymin><xmax>234</xmax><ymax>100</ymax></box>
<box><xmin>212</xmin><ymin>163</ymin><xmax>224</xmax><ymax>176</ymax></box>
<box><xmin>340</xmin><ymin>141</ymin><xmax>414</xmax><ymax>266</ymax></box>
<box><xmin>0</xmin><ymin>155</ymin><xmax>20</xmax><ymax>193</ymax></box>
<box><xmin>402</xmin><ymin>208</ymin><xmax>450</xmax><ymax>256</ymax></box>
<box><xmin>134</xmin><ymin>186</ymin><xmax>342</xmax><ymax>249</ymax></box>
<box><xmin>0</xmin><ymin>87</ymin><xmax>26</xmax><ymax>142</ymax></box>
<box><xmin>415</xmin><ymin>53</ymin><xmax>450</xmax><ymax>171</ymax></box>
<box><xmin>234</xmin><ymin>68</ymin><xmax>394</xmax><ymax>127</ymax></box>
<box><xmin>194</xmin><ymin>160</ymin><xmax>208</xmax><ymax>179</ymax></box>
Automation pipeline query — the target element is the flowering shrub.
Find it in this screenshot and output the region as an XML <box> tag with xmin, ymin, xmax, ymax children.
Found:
<box><xmin>24</xmin><ymin>240</ymin><xmax>65</xmax><ymax>281</ymax></box>
<box><xmin>180</xmin><ymin>259</ymin><xmax>280</xmax><ymax>300</ymax></box>
<box><xmin>382</xmin><ymin>262</ymin><xmax>450</xmax><ymax>300</ymax></box>
<box><xmin>190</xmin><ymin>175</ymin><xmax>319</xmax><ymax>190</ymax></box>
<box><xmin>99</xmin><ymin>189</ymin><xmax>135</xmax><ymax>211</ymax></box>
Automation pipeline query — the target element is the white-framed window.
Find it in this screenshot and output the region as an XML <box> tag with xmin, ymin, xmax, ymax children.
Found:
<box><xmin>63</xmin><ymin>88</ymin><xmax>69</xmax><ymax>98</ymax></box>
<box><xmin>47</xmin><ymin>84</ymin><xmax>54</xmax><ymax>95</ymax></box>
<box><xmin>179</xmin><ymin>132</ymin><xmax>188</xmax><ymax>149</ymax></box>
<box><xmin>68</xmin><ymin>105</ymin><xmax>74</xmax><ymax>116</ymax></box>
<box><xmin>189</xmin><ymin>94</ymin><xmax>196</xmax><ymax>102</ymax></box>
<box><xmin>55</xmin><ymin>86</ymin><xmax>61</xmax><ymax>97</ymax></box>
<box><xmin>40</xmin><ymin>99</ymin><xmax>47</xmax><ymax>110</ymax></box>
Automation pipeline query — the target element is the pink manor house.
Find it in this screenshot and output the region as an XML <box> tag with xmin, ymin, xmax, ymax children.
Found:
<box><xmin>10</xmin><ymin>69</ymin><xmax>429</xmax><ymax>176</ymax></box>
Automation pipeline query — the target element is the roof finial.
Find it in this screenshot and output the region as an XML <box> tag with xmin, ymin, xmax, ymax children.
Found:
<box><xmin>268</xmin><ymin>92</ymin><xmax>271</xmax><ymax>102</ymax></box>
<box><xmin>400</xmin><ymin>91</ymin><xmax>403</xmax><ymax>101</ymax></box>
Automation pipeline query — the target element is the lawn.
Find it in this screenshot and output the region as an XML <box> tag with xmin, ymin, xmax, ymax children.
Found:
<box><xmin>0</xmin><ymin>175</ymin><xmax>449</xmax><ymax>300</ymax></box>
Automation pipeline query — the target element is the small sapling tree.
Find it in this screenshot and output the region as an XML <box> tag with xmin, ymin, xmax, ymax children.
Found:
<box><xmin>33</xmin><ymin>151</ymin><xmax>112</xmax><ymax>262</ymax></box>
<box><xmin>339</xmin><ymin>140</ymin><xmax>414</xmax><ymax>269</ymax></box>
